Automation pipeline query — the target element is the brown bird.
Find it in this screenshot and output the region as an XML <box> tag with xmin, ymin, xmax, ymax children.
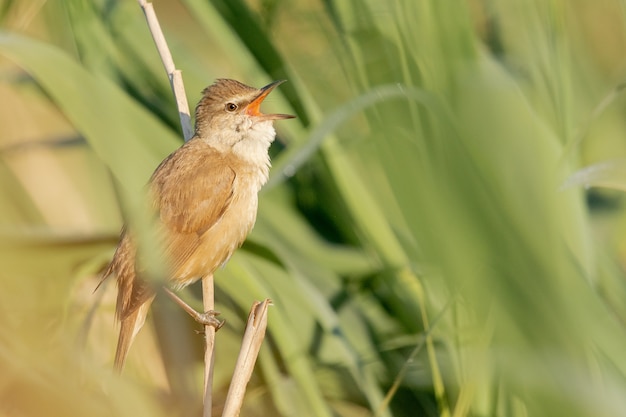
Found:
<box><xmin>101</xmin><ymin>79</ymin><xmax>294</xmax><ymax>370</ymax></box>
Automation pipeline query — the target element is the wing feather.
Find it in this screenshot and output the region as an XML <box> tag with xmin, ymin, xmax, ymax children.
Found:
<box><xmin>150</xmin><ymin>139</ymin><xmax>236</xmax><ymax>276</ymax></box>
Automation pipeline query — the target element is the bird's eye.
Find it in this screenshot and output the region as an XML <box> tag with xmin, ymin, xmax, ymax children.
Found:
<box><xmin>225</xmin><ymin>103</ymin><xmax>238</xmax><ymax>112</ymax></box>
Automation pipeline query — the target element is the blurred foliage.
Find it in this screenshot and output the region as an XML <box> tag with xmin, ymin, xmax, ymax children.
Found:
<box><xmin>2</xmin><ymin>0</ymin><xmax>626</xmax><ymax>416</ymax></box>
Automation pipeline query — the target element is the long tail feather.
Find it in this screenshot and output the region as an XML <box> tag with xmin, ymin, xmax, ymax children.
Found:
<box><xmin>114</xmin><ymin>296</ymin><xmax>155</xmax><ymax>371</ymax></box>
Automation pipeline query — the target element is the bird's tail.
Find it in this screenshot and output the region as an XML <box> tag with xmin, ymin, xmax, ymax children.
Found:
<box><xmin>114</xmin><ymin>295</ymin><xmax>155</xmax><ymax>371</ymax></box>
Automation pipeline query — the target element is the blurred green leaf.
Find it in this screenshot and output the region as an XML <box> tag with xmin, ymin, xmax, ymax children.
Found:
<box><xmin>0</xmin><ymin>32</ymin><xmax>180</xmax><ymax>199</ymax></box>
<box><xmin>563</xmin><ymin>159</ymin><xmax>626</xmax><ymax>192</ymax></box>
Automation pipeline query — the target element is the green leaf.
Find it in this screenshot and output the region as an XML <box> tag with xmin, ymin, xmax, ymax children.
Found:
<box><xmin>0</xmin><ymin>32</ymin><xmax>180</xmax><ymax>201</ymax></box>
<box><xmin>562</xmin><ymin>159</ymin><xmax>626</xmax><ymax>192</ymax></box>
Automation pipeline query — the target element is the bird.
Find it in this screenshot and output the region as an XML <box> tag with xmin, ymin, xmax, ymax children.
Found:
<box><xmin>100</xmin><ymin>79</ymin><xmax>295</xmax><ymax>370</ymax></box>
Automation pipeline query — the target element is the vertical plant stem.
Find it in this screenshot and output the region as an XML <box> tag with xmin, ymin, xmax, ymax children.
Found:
<box><xmin>222</xmin><ymin>300</ymin><xmax>271</xmax><ymax>417</ymax></box>
<box><xmin>202</xmin><ymin>274</ymin><xmax>216</xmax><ymax>417</ymax></box>
<box><xmin>136</xmin><ymin>0</ymin><xmax>193</xmax><ymax>141</ymax></box>
<box><xmin>136</xmin><ymin>2</ymin><xmax>216</xmax><ymax>416</ymax></box>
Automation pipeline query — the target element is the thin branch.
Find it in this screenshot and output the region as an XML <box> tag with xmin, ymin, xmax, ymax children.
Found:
<box><xmin>137</xmin><ymin>0</ymin><xmax>193</xmax><ymax>141</ymax></box>
<box><xmin>202</xmin><ymin>275</ymin><xmax>217</xmax><ymax>417</ymax></box>
<box><xmin>136</xmin><ymin>2</ymin><xmax>216</xmax><ymax>416</ymax></box>
<box><xmin>222</xmin><ymin>299</ymin><xmax>272</xmax><ymax>417</ymax></box>
<box><xmin>136</xmin><ymin>3</ymin><xmax>272</xmax><ymax>416</ymax></box>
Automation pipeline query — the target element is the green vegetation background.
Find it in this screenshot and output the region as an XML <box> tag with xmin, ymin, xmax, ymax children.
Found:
<box><xmin>2</xmin><ymin>1</ymin><xmax>626</xmax><ymax>416</ymax></box>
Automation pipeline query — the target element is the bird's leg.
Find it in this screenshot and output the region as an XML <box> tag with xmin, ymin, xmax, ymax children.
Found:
<box><xmin>163</xmin><ymin>287</ymin><xmax>224</xmax><ymax>330</ymax></box>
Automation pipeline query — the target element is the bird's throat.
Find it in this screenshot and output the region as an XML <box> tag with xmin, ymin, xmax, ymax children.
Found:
<box><xmin>230</xmin><ymin>121</ymin><xmax>275</xmax><ymax>182</ymax></box>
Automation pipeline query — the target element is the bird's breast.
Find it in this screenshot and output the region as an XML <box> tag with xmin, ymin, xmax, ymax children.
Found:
<box><xmin>170</xmin><ymin>167</ymin><xmax>263</xmax><ymax>287</ymax></box>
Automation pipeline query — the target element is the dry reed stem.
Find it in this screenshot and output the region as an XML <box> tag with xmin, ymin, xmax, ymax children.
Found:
<box><xmin>222</xmin><ymin>299</ymin><xmax>271</xmax><ymax>417</ymax></box>
<box><xmin>137</xmin><ymin>0</ymin><xmax>193</xmax><ymax>141</ymax></box>
<box><xmin>136</xmin><ymin>2</ymin><xmax>271</xmax><ymax>416</ymax></box>
<box><xmin>136</xmin><ymin>0</ymin><xmax>214</xmax><ymax>415</ymax></box>
<box><xmin>202</xmin><ymin>275</ymin><xmax>217</xmax><ymax>417</ymax></box>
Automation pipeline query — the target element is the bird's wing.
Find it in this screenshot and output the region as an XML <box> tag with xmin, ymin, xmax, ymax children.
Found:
<box><xmin>150</xmin><ymin>140</ymin><xmax>236</xmax><ymax>274</ymax></box>
<box><xmin>152</xmin><ymin>140</ymin><xmax>236</xmax><ymax>234</ymax></box>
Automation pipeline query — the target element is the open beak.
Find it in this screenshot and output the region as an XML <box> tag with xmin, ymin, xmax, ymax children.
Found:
<box><xmin>245</xmin><ymin>80</ymin><xmax>296</xmax><ymax>121</ymax></box>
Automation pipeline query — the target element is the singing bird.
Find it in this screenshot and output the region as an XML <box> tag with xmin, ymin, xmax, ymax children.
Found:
<box><xmin>101</xmin><ymin>79</ymin><xmax>295</xmax><ymax>370</ymax></box>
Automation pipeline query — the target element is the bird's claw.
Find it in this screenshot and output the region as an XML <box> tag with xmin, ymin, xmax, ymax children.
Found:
<box><xmin>194</xmin><ymin>310</ymin><xmax>225</xmax><ymax>331</ymax></box>
<box><xmin>163</xmin><ymin>288</ymin><xmax>225</xmax><ymax>331</ymax></box>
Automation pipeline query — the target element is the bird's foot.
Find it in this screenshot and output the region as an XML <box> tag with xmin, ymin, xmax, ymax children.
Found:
<box><xmin>164</xmin><ymin>287</ymin><xmax>225</xmax><ymax>331</ymax></box>
<box><xmin>194</xmin><ymin>310</ymin><xmax>225</xmax><ymax>330</ymax></box>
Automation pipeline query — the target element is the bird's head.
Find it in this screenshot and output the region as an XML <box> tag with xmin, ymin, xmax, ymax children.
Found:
<box><xmin>194</xmin><ymin>79</ymin><xmax>294</xmax><ymax>149</ymax></box>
